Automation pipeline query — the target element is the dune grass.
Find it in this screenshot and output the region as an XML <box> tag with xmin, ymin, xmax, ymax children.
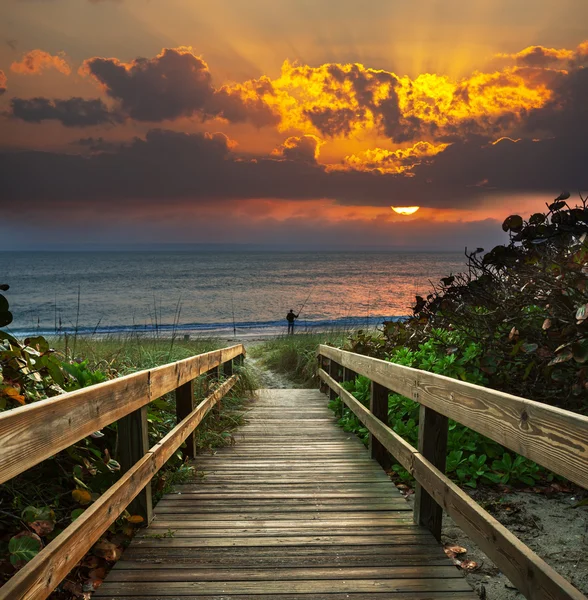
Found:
<box><xmin>50</xmin><ymin>334</ymin><xmax>227</xmax><ymax>375</ymax></box>
<box><xmin>249</xmin><ymin>331</ymin><xmax>348</xmax><ymax>386</ymax></box>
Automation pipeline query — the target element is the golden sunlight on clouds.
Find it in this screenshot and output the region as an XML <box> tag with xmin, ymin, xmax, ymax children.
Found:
<box><xmin>341</xmin><ymin>141</ymin><xmax>449</xmax><ymax>174</ymax></box>
<box><xmin>10</xmin><ymin>50</ymin><xmax>71</xmax><ymax>76</ymax></box>
<box><xmin>255</xmin><ymin>60</ymin><xmax>552</xmax><ymax>145</ymax></box>
<box><xmin>391</xmin><ymin>206</ymin><xmax>421</xmax><ymax>216</ymax></box>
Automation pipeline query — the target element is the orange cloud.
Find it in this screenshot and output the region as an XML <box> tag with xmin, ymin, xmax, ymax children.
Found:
<box><xmin>341</xmin><ymin>141</ymin><xmax>449</xmax><ymax>174</ymax></box>
<box><xmin>496</xmin><ymin>45</ymin><xmax>574</xmax><ymax>67</ymax></box>
<box><xmin>10</xmin><ymin>49</ymin><xmax>71</xmax><ymax>75</ymax></box>
<box><xmin>0</xmin><ymin>70</ymin><xmax>6</xmax><ymax>95</ymax></box>
<box><xmin>245</xmin><ymin>60</ymin><xmax>552</xmax><ymax>143</ymax></box>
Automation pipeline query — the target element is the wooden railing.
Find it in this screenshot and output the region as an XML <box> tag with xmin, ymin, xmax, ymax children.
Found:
<box><xmin>0</xmin><ymin>344</ymin><xmax>245</xmax><ymax>600</ymax></box>
<box><xmin>317</xmin><ymin>345</ymin><xmax>588</xmax><ymax>600</ymax></box>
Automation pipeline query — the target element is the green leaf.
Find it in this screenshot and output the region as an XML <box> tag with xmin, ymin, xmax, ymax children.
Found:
<box><xmin>9</xmin><ymin>533</ymin><xmax>42</xmax><ymax>566</ymax></box>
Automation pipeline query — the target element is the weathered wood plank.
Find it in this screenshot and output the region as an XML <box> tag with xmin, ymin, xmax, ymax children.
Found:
<box><xmin>106</xmin><ymin>565</ymin><xmax>462</xmax><ymax>581</ymax></box>
<box><xmin>94</xmin><ymin>578</ymin><xmax>473</xmax><ymax>594</ymax></box>
<box><xmin>319</xmin><ymin>345</ymin><xmax>588</xmax><ymax>489</ymax></box>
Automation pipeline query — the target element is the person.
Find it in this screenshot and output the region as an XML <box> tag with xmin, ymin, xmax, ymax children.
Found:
<box><xmin>286</xmin><ymin>309</ymin><xmax>298</xmax><ymax>334</ymax></box>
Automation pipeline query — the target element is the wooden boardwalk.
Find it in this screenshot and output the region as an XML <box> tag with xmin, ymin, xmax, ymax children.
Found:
<box><xmin>96</xmin><ymin>389</ymin><xmax>475</xmax><ymax>599</ymax></box>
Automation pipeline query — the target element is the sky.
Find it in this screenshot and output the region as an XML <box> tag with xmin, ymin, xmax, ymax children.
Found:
<box><xmin>0</xmin><ymin>0</ymin><xmax>587</xmax><ymax>250</ymax></box>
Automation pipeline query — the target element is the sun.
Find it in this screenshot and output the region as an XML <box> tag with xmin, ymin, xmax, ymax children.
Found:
<box><xmin>391</xmin><ymin>206</ymin><xmax>420</xmax><ymax>215</ymax></box>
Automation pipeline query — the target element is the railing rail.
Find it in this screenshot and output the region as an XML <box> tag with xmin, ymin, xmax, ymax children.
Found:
<box><xmin>318</xmin><ymin>344</ymin><xmax>588</xmax><ymax>600</ymax></box>
<box><xmin>0</xmin><ymin>344</ymin><xmax>245</xmax><ymax>600</ymax></box>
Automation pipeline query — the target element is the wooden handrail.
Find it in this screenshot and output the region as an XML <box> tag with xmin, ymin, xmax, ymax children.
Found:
<box><xmin>0</xmin><ymin>345</ymin><xmax>244</xmax><ymax>485</ymax></box>
<box><xmin>0</xmin><ymin>345</ymin><xmax>245</xmax><ymax>600</ymax></box>
<box><xmin>318</xmin><ymin>345</ymin><xmax>588</xmax><ymax>489</ymax></box>
<box><xmin>317</xmin><ymin>346</ymin><xmax>588</xmax><ymax>600</ymax></box>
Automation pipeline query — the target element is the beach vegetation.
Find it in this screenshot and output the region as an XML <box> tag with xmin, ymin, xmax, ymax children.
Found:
<box><xmin>248</xmin><ymin>332</ymin><xmax>348</xmax><ymax>386</ymax></box>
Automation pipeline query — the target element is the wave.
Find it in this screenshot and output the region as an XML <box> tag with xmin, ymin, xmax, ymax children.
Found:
<box><xmin>7</xmin><ymin>315</ymin><xmax>407</xmax><ymax>338</ymax></box>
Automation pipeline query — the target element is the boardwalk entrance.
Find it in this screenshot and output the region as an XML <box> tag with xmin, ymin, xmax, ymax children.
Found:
<box><xmin>96</xmin><ymin>389</ymin><xmax>475</xmax><ymax>598</ymax></box>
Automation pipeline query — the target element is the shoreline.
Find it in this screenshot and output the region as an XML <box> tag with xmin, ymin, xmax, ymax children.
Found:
<box><xmin>7</xmin><ymin>317</ymin><xmax>405</xmax><ymax>343</ymax></box>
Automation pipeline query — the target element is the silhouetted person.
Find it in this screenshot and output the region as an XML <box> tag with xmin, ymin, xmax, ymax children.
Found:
<box><xmin>286</xmin><ymin>309</ymin><xmax>298</xmax><ymax>334</ymax></box>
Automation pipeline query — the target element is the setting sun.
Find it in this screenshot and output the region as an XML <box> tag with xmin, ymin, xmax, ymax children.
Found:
<box><xmin>391</xmin><ymin>206</ymin><xmax>421</xmax><ymax>215</ymax></box>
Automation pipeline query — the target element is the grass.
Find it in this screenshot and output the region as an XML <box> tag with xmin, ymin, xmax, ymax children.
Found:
<box><xmin>249</xmin><ymin>331</ymin><xmax>348</xmax><ymax>386</ymax></box>
<box><xmin>50</xmin><ymin>334</ymin><xmax>225</xmax><ymax>375</ymax></box>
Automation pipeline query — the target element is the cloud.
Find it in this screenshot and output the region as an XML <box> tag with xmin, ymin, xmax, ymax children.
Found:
<box><xmin>1</xmin><ymin>124</ymin><xmax>585</xmax><ymax>215</ymax></box>
<box><xmin>0</xmin><ymin>70</ymin><xmax>6</xmax><ymax>95</ymax></box>
<box><xmin>342</xmin><ymin>141</ymin><xmax>449</xmax><ymax>174</ymax></box>
<box><xmin>496</xmin><ymin>45</ymin><xmax>574</xmax><ymax>68</ymax></box>
<box><xmin>10</xmin><ymin>49</ymin><xmax>71</xmax><ymax>75</ymax></box>
<box><xmin>495</xmin><ymin>41</ymin><xmax>588</xmax><ymax>69</ymax></box>
<box><xmin>10</xmin><ymin>97</ymin><xmax>121</xmax><ymax>126</ymax></box>
<box><xmin>254</xmin><ymin>60</ymin><xmax>554</xmax><ymax>144</ymax></box>
<box><xmin>272</xmin><ymin>135</ymin><xmax>323</xmax><ymax>163</ymax></box>
<box><xmin>82</xmin><ymin>47</ymin><xmax>278</xmax><ymax>125</ymax></box>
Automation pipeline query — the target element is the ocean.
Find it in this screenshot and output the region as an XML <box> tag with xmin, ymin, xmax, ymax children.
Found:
<box><xmin>1</xmin><ymin>251</ymin><xmax>467</xmax><ymax>338</ymax></box>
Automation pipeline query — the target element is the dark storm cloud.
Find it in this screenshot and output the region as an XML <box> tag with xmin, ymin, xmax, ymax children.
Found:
<box><xmin>523</xmin><ymin>66</ymin><xmax>588</xmax><ymax>139</ymax></box>
<box><xmin>10</xmin><ymin>97</ymin><xmax>121</xmax><ymax>126</ymax></box>
<box><xmin>0</xmin><ymin>125</ymin><xmax>585</xmax><ymax>215</ymax></box>
<box><xmin>83</xmin><ymin>47</ymin><xmax>278</xmax><ymax>125</ymax></box>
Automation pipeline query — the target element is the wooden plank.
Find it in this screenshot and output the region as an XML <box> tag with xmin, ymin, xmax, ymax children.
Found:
<box><xmin>121</xmin><ymin>544</ymin><xmax>449</xmax><ymax>561</ymax></box>
<box><xmin>319</xmin><ymin>345</ymin><xmax>588</xmax><ymax>489</ymax></box>
<box><xmin>147</xmin><ymin>518</ymin><xmax>414</xmax><ymax>528</ymax></box>
<box><xmin>131</xmin><ymin>534</ymin><xmax>436</xmax><ymax>548</ymax></box>
<box><xmin>95</xmin><ymin>593</ymin><xmax>476</xmax><ymax>600</ymax></box>
<box><xmin>319</xmin><ymin>371</ymin><xmax>587</xmax><ymax>600</ymax></box>
<box><xmin>0</xmin><ymin>375</ymin><xmax>240</xmax><ymax>600</ymax></box>
<box><xmin>148</xmin><ymin>511</ymin><xmax>412</xmax><ymax>521</ymax></box>
<box><xmin>0</xmin><ymin>344</ymin><xmax>244</xmax><ymax>485</ymax></box>
<box><xmin>112</xmin><ymin>554</ymin><xmax>451</xmax><ymax>569</ymax></box>
<box><xmin>106</xmin><ymin>565</ymin><xmax>462</xmax><ymax>581</ymax></box>
<box><xmin>414</xmin><ymin>405</ymin><xmax>448</xmax><ymax>541</ymax></box>
<box><xmin>93</xmin><ymin>578</ymin><xmax>473</xmax><ymax>594</ymax></box>
<box><xmin>136</xmin><ymin>525</ymin><xmax>427</xmax><ymax>537</ymax></box>
<box><xmin>175</xmin><ymin>379</ymin><xmax>196</xmax><ymax>459</ymax></box>
<box><xmin>117</xmin><ymin>405</ymin><xmax>153</xmax><ymax>524</ymax></box>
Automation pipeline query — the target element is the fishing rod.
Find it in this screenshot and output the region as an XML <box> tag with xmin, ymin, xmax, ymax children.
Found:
<box><xmin>297</xmin><ymin>288</ymin><xmax>313</xmax><ymax>318</ymax></box>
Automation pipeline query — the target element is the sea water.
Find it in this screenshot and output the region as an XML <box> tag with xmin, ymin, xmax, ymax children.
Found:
<box><xmin>1</xmin><ymin>251</ymin><xmax>466</xmax><ymax>337</ymax></box>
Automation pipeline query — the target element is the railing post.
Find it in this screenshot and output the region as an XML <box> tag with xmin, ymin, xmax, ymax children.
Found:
<box><xmin>414</xmin><ymin>405</ymin><xmax>448</xmax><ymax>541</ymax></box>
<box><xmin>370</xmin><ymin>381</ymin><xmax>391</xmax><ymax>470</ymax></box>
<box><xmin>223</xmin><ymin>358</ymin><xmax>233</xmax><ymax>378</ymax></box>
<box><xmin>118</xmin><ymin>405</ymin><xmax>153</xmax><ymax>524</ymax></box>
<box><xmin>327</xmin><ymin>359</ymin><xmax>339</xmax><ymax>401</ymax></box>
<box><xmin>318</xmin><ymin>354</ymin><xmax>328</xmax><ymax>393</ymax></box>
<box><xmin>176</xmin><ymin>379</ymin><xmax>196</xmax><ymax>458</ymax></box>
